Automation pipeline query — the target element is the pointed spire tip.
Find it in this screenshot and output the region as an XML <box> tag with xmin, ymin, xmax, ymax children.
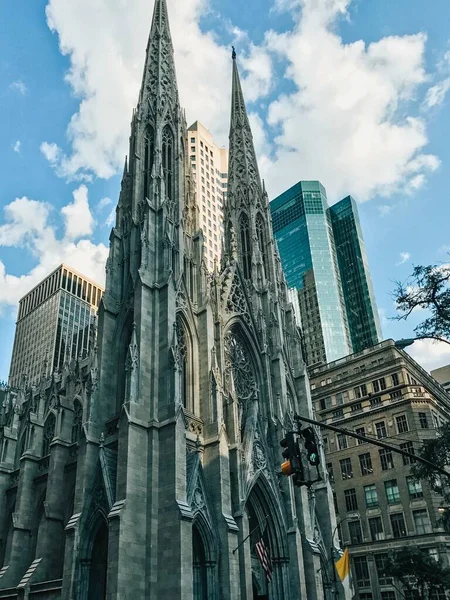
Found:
<box><xmin>232</xmin><ymin>46</ymin><xmax>236</xmax><ymax>60</ymax></box>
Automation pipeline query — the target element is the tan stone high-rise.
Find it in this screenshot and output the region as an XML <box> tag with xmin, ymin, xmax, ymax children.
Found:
<box><xmin>187</xmin><ymin>121</ymin><xmax>228</xmax><ymax>270</ymax></box>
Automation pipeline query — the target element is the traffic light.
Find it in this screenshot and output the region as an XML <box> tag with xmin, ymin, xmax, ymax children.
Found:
<box><xmin>280</xmin><ymin>432</ymin><xmax>302</xmax><ymax>479</ymax></box>
<box><xmin>301</xmin><ymin>427</ymin><xmax>320</xmax><ymax>466</ymax></box>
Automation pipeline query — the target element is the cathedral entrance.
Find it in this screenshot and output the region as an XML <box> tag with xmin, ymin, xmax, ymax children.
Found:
<box><xmin>87</xmin><ymin>521</ymin><xmax>108</xmax><ymax>600</ymax></box>
<box><xmin>192</xmin><ymin>525</ymin><xmax>208</xmax><ymax>600</ymax></box>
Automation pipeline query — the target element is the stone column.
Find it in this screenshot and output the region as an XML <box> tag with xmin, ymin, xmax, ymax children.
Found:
<box><xmin>235</xmin><ymin>512</ymin><xmax>253</xmax><ymax>600</ymax></box>
<box><xmin>0</xmin><ymin>454</ymin><xmax>40</xmax><ymax>588</ymax></box>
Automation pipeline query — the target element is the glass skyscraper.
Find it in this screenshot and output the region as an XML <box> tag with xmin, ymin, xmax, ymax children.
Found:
<box><xmin>270</xmin><ymin>181</ymin><xmax>352</xmax><ymax>365</ymax></box>
<box><xmin>8</xmin><ymin>265</ymin><xmax>103</xmax><ymax>387</ymax></box>
<box><xmin>329</xmin><ymin>195</ymin><xmax>382</xmax><ymax>353</ymax></box>
<box><xmin>270</xmin><ymin>181</ymin><xmax>381</xmax><ymax>366</ymax></box>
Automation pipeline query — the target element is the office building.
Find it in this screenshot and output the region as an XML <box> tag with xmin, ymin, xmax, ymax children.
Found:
<box><xmin>270</xmin><ymin>180</ymin><xmax>352</xmax><ymax>365</ymax></box>
<box><xmin>0</xmin><ymin>2</ymin><xmax>339</xmax><ymax>597</ymax></box>
<box><xmin>431</xmin><ymin>364</ymin><xmax>450</xmax><ymax>394</ymax></box>
<box><xmin>187</xmin><ymin>121</ymin><xmax>228</xmax><ymax>270</ymax></box>
<box><xmin>8</xmin><ymin>264</ymin><xmax>103</xmax><ymax>387</ymax></box>
<box><xmin>310</xmin><ymin>339</ymin><xmax>450</xmax><ymax>599</ymax></box>
<box><xmin>330</xmin><ymin>195</ymin><xmax>382</xmax><ymax>354</ymax></box>
<box><xmin>270</xmin><ymin>182</ymin><xmax>381</xmax><ymax>366</ymax></box>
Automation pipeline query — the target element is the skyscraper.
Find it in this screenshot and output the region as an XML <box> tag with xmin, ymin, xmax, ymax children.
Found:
<box><xmin>187</xmin><ymin>121</ymin><xmax>228</xmax><ymax>270</ymax></box>
<box><xmin>270</xmin><ymin>180</ymin><xmax>352</xmax><ymax>365</ymax></box>
<box><xmin>8</xmin><ymin>264</ymin><xmax>103</xmax><ymax>387</ymax></box>
<box><xmin>329</xmin><ymin>195</ymin><xmax>382</xmax><ymax>353</ymax></box>
<box><xmin>0</xmin><ymin>1</ymin><xmax>339</xmax><ymax>597</ymax></box>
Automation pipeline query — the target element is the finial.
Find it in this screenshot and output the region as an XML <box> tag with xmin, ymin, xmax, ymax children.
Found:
<box><xmin>123</xmin><ymin>155</ymin><xmax>128</xmax><ymax>176</ymax></box>
<box><xmin>232</xmin><ymin>46</ymin><xmax>236</xmax><ymax>60</ymax></box>
<box><xmin>100</xmin><ymin>432</ymin><xmax>105</xmax><ymax>447</ymax></box>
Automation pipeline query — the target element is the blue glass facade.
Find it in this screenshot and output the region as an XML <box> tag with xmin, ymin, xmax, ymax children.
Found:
<box><xmin>329</xmin><ymin>195</ymin><xmax>382</xmax><ymax>353</ymax></box>
<box><xmin>271</xmin><ymin>181</ymin><xmax>351</xmax><ymax>365</ymax></box>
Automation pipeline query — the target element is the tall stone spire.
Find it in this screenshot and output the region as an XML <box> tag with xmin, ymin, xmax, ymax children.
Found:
<box><xmin>139</xmin><ymin>0</ymin><xmax>179</xmax><ymax>115</ymax></box>
<box><xmin>228</xmin><ymin>49</ymin><xmax>262</xmax><ymax>203</ymax></box>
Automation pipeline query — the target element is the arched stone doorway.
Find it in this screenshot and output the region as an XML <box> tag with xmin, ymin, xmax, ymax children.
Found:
<box><xmin>245</xmin><ymin>477</ymin><xmax>290</xmax><ymax>600</ymax></box>
<box><xmin>87</xmin><ymin>521</ymin><xmax>108</xmax><ymax>600</ymax></box>
<box><xmin>193</xmin><ymin>525</ymin><xmax>207</xmax><ymax>600</ymax></box>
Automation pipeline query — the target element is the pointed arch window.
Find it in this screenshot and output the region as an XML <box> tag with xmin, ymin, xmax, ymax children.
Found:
<box><xmin>144</xmin><ymin>126</ymin><xmax>155</xmax><ymax>200</ymax></box>
<box><xmin>42</xmin><ymin>413</ymin><xmax>56</xmax><ymax>457</ymax></box>
<box><xmin>72</xmin><ymin>400</ymin><xmax>83</xmax><ymax>443</ymax></box>
<box><xmin>162</xmin><ymin>125</ymin><xmax>174</xmax><ymax>202</ymax></box>
<box><xmin>176</xmin><ymin>317</ymin><xmax>189</xmax><ymax>409</ymax></box>
<box><xmin>256</xmin><ymin>213</ymin><xmax>268</xmax><ymax>277</ymax></box>
<box><xmin>239</xmin><ymin>213</ymin><xmax>251</xmax><ymax>279</ymax></box>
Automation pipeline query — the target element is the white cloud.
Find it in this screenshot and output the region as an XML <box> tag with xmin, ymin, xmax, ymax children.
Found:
<box><xmin>0</xmin><ymin>191</ymin><xmax>107</xmax><ymax>314</ymax></box>
<box><xmin>423</xmin><ymin>78</ymin><xmax>450</xmax><ymax>109</ymax></box>
<box><xmin>41</xmin><ymin>0</ymin><xmax>440</xmax><ymax>203</ymax></box>
<box><xmin>396</xmin><ymin>251</ymin><xmax>411</xmax><ymax>266</ymax></box>
<box><xmin>377</xmin><ymin>204</ymin><xmax>393</xmax><ymax>217</ymax></box>
<box><xmin>407</xmin><ymin>339</ymin><xmax>450</xmax><ymax>373</ymax></box>
<box><xmin>40</xmin><ymin>141</ymin><xmax>61</xmax><ymax>165</ymax></box>
<box><xmin>61</xmin><ymin>184</ymin><xmax>95</xmax><ymax>240</ymax></box>
<box><xmin>12</xmin><ymin>141</ymin><xmax>21</xmax><ymax>154</ymax></box>
<box><xmin>105</xmin><ymin>207</ymin><xmax>116</xmax><ymax>228</ymax></box>
<box><xmin>9</xmin><ymin>80</ymin><xmax>27</xmax><ymax>95</ymax></box>
<box><xmin>97</xmin><ymin>197</ymin><xmax>112</xmax><ymax>211</ymax></box>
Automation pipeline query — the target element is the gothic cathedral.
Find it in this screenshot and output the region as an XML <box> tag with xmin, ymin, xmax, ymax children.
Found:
<box><xmin>0</xmin><ymin>1</ymin><xmax>340</xmax><ymax>598</ymax></box>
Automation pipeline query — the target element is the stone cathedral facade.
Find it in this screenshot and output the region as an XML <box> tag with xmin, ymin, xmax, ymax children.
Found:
<box><xmin>0</xmin><ymin>1</ymin><xmax>341</xmax><ymax>598</ymax></box>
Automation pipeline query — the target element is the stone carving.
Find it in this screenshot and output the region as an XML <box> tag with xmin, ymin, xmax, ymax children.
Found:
<box><xmin>225</xmin><ymin>276</ymin><xmax>250</xmax><ymax>325</ymax></box>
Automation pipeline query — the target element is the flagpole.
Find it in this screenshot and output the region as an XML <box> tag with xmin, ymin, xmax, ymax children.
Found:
<box><xmin>232</xmin><ymin>514</ymin><xmax>269</xmax><ymax>554</ymax></box>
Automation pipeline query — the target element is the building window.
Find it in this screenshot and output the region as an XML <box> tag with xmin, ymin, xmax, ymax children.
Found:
<box><xmin>413</xmin><ymin>509</ymin><xmax>432</xmax><ymax>534</ymax></box>
<box><xmin>385</xmin><ymin>480</ymin><xmax>400</xmax><ymax>504</ymax></box>
<box><xmin>354</xmin><ymin>384</ymin><xmax>367</xmax><ymax>399</ymax></box>
<box><xmin>71</xmin><ymin>400</ymin><xmax>83</xmax><ymax>443</ymax></box>
<box><xmin>391</xmin><ymin>373</ymin><xmax>400</xmax><ymax>386</ymax></box>
<box><xmin>400</xmin><ymin>441</ymin><xmax>416</xmax><ymax>465</ymax></box>
<box><xmin>162</xmin><ymin>125</ymin><xmax>174</xmax><ymax>201</ymax></box>
<box><xmin>407</xmin><ymin>476</ymin><xmax>423</xmax><ymax>499</ymax></box>
<box><xmin>359</xmin><ymin>595</ymin><xmax>373</xmax><ymax>600</ymax></box>
<box><xmin>395</xmin><ymin>414</ymin><xmax>409</xmax><ymax>433</ymax></box>
<box><xmin>355</xmin><ymin>426</ymin><xmax>367</xmax><ymax>444</ymax></box>
<box><xmin>364</xmin><ymin>484</ymin><xmax>379</xmax><ymax>508</ymax></box>
<box><xmin>359</xmin><ymin>453</ymin><xmax>373</xmax><ymax>475</ymax></box>
<box><xmin>380</xmin><ymin>591</ymin><xmax>396</xmax><ymax>600</ymax></box>
<box><xmin>348</xmin><ymin>520</ymin><xmax>363</xmax><ymax>544</ymax></box>
<box><xmin>344</xmin><ymin>489</ymin><xmax>358</xmax><ymax>511</ymax></box>
<box><xmin>336</xmin><ymin>391</ymin><xmax>347</xmax><ymax>405</ymax></box>
<box><xmin>340</xmin><ymin>458</ymin><xmax>353</xmax><ymax>480</ymax></box>
<box><xmin>337</xmin><ymin>433</ymin><xmax>348</xmax><ymax>450</ymax></box>
<box><xmin>333</xmin><ymin>408</ymin><xmax>344</xmax><ymax>420</ymax></box>
<box><xmin>375</xmin><ymin>421</ymin><xmax>387</xmax><ymax>439</ymax></box>
<box><xmin>353</xmin><ymin>555</ymin><xmax>370</xmax><ymax>587</ymax></box>
<box><xmin>369</xmin><ymin>516</ymin><xmax>384</xmax><ymax>541</ymax></box>
<box><xmin>375</xmin><ymin>553</ymin><xmax>392</xmax><ymax>585</ymax></box>
<box><xmin>370</xmin><ymin>396</ymin><xmax>382</xmax><ymax>407</ymax></box>
<box><xmin>419</xmin><ymin>412</ymin><xmax>429</xmax><ymax>429</ymax></box>
<box><xmin>351</xmin><ymin>402</ymin><xmax>362</xmax><ymax>413</ymax></box>
<box><xmin>327</xmin><ymin>462</ymin><xmax>334</xmax><ymax>483</ymax></box>
<box><xmin>320</xmin><ymin>397</ymin><xmax>331</xmax><ymax>410</ymax></box>
<box><xmin>379</xmin><ymin>448</ymin><xmax>394</xmax><ymax>471</ymax></box>
<box><xmin>42</xmin><ymin>412</ymin><xmax>56</xmax><ymax>457</ymax></box>
<box><xmin>390</xmin><ymin>513</ymin><xmax>407</xmax><ymax>538</ymax></box>
<box><xmin>373</xmin><ymin>378</ymin><xmax>387</xmax><ymax>393</ymax></box>
<box><xmin>239</xmin><ymin>212</ymin><xmax>251</xmax><ymax>279</ymax></box>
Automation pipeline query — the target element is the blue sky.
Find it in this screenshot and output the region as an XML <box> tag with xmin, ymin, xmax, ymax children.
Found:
<box><xmin>1</xmin><ymin>0</ymin><xmax>450</xmax><ymax>379</ymax></box>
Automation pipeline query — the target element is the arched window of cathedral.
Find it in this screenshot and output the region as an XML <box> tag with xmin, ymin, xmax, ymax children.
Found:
<box><xmin>256</xmin><ymin>213</ymin><xmax>268</xmax><ymax>277</ymax></box>
<box><xmin>143</xmin><ymin>126</ymin><xmax>155</xmax><ymax>200</ymax></box>
<box><xmin>42</xmin><ymin>412</ymin><xmax>56</xmax><ymax>457</ymax></box>
<box><xmin>175</xmin><ymin>316</ymin><xmax>190</xmax><ymax>410</ymax></box>
<box><xmin>162</xmin><ymin>125</ymin><xmax>174</xmax><ymax>202</ymax></box>
<box><xmin>239</xmin><ymin>213</ymin><xmax>251</xmax><ymax>279</ymax></box>
<box><xmin>192</xmin><ymin>526</ymin><xmax>207</xmax><ymax>600</ymax></box>
<box><xmin>72</xmin><ymin>400</ymin><xmax>83</xmax><ymax>443</ymax></box>
<box><xmin>224</xmin><ymin>328</ymin><xmax>256</xmax><ymax>438</ymax></box>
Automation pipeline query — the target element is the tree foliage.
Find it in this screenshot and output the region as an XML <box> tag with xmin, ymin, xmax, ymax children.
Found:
<box><xmin>381</xmin><ymin>547</ymin><xmax>450</xmax><ymax>599</ymax></box>
<box><xmin>393</xmin><ymin>261</ymin><xmax>450</xmax><ymax>345</ymax></box>
<box><xmin>411</xmin><ymin>422</ymin><xmax>450</xmax><ymax>505</ymax></box>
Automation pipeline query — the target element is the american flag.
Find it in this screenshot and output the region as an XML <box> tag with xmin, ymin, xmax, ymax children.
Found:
<box><xmin>255</xmin><ymin>537</ymin><xmax>273</xmax><ymax>582</ymax></box>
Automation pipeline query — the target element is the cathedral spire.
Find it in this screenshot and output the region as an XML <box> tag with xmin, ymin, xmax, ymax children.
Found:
<box><xmin>139</xmin><ymin>0</ymin><xmax>179</xmax><ymax>114</ymax></box>
<box><xmin>228</xmin><ymin>48</ymin><xmax>262</xmax><ymax>201</ymax></box>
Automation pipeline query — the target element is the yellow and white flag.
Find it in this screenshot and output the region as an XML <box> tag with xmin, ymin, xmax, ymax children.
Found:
<box><xmin>335</xmin><ymin>548</ymin><xmax>354</xmax><ymax>598</ymax></box>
